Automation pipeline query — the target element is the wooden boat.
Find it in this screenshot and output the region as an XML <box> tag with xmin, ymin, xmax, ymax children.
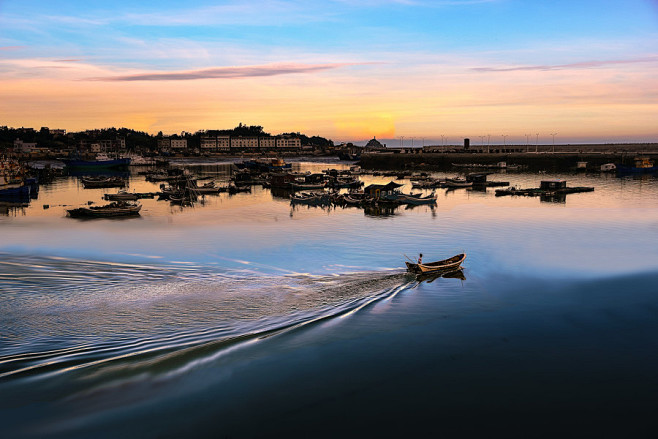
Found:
<box><xmin>104</xmin><ymin>190</ymin><xmax>139</xmax><ymax>201</ymax></box>
<box><xmin>405</xmin><ymin>253</ymin><xmax>466</xmax><ymax>274</ymax></box>
<box><xmin>444</xmin><ymin>178</ymin><xmax>473</xmax><ymax>188</ymax></box>
<box><xmin>67</xmin><ymin>201</ymin><xmax>142</xmax><ymax>218</ymax></box>
<box><xmin>290</xmin><ymin>182</ymin><xmax>326</xmax><ymax>191</ymax></box>
<box><xmin>399</xmin><ymin>192</ymin><xmax>437</xmax><ymax>205</ymax></box>
<box><xmin>81</xmin><ymin>176</ymin><xmax>126</xmax><ymax>188</ymax></box>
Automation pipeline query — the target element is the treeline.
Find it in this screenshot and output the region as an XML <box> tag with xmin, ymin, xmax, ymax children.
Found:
<box><xmin>0</xmin><ymin>123</ymin><xmax>334</xmax><ymax>151</ymax></box>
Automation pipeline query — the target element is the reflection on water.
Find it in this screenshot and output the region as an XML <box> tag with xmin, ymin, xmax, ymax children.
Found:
<box><xmin>414</xmin><ymin>267</ymin><xmax>466</xmax><ymax>284</ymax></box>
<box><xmin>1</xmin><ymin>160</ymin><xmax>658</xmax><ymax>437</ymax></box>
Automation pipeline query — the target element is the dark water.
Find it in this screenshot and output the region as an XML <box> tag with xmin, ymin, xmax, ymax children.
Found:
<box><xmin>1</xmin><ymin>161</ymin><xmax>658</xmax><ymax>437</ymax></box>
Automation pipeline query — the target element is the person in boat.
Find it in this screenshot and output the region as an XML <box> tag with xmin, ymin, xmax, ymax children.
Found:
<box><xmin>418</xmin><ymin>253</ymin><xmax>423</xmax><ymax>264</ymax></box>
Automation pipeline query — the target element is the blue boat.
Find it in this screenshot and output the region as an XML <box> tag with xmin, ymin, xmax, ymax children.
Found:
<box><xmin>616</xmin><ymin>157</ymin><xmax>658</xmax><ymax>174</ymax></box>
<box><xmin>62</xmin><ymin>157</ymin><xmax>131</xmax><ymax>169</ymax></box>
<box><xmin>0</xmin><ymin>183</ymin><xmax>31</xmax><ymax>200</ymax></box>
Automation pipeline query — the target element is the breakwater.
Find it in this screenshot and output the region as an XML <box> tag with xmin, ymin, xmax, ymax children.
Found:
<box><xmin>359</xmin><ymin>151</ymin><xmax>658</xmax><ymax>172</ymax></box>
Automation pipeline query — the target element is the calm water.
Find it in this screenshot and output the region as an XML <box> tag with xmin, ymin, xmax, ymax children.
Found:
<box><xmin>1</xmin><ymin>161</ymin><xmax>658</xmax><ymax>438</ymax></box>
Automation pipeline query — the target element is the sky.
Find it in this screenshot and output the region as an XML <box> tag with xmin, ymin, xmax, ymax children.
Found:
<box><xmin>1</xmin><ymin>0</ymin><xmax>657</xmax><ymax>145</ymax></box>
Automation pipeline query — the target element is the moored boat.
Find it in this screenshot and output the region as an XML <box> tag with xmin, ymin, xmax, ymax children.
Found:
<box><xmin>81</xmin><ymin>176</ymin><xmax>126</xmax><ymax>188</ymax></box>
<box><xmin>615</xmin><ymin>157</ymin><xmax>657</xmax><ymax>174</ymax></box>
<box><xmin>67</xmin><ymin>201</ymin><xmax>142</xmax><ymax>218</ymax></box>
<box><xmin>63</xmin><ymin>156</ymin><xmax>131</xmax><ymax>170</ymax></box>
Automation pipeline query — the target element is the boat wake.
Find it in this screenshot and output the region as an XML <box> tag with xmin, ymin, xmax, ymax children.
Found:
<box><xmin>0</xmin><ymin>252</ymin><xmax>414</xmax><ymax>382</ymax></box>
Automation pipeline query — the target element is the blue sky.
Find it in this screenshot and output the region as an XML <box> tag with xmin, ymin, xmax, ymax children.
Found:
<box><xmin>1</xmin><ymin>0</ymin><xmax>657</xmax><ymax>142</ymax></box>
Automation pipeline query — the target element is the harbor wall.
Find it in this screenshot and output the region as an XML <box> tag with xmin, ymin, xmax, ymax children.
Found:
<box><xmin>359</xmin><ymin>151</ymin><xmax>658</xmax><ymax>172</ymax></box>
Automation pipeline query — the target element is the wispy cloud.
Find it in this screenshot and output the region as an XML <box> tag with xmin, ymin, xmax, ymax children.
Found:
<box><xmin>472</xmin><ymin>56</ymin><xmax>658</xmax><ymax>72</ymax></box>
<box><xmin>0</xmin><ymin>46</ymin><xmax>25</xmax><ymax>51</ymax></box>
<box><xmin>86</xmin><ymin>62</ymin><xmax>371</xmax><ymax>81</ymax></box>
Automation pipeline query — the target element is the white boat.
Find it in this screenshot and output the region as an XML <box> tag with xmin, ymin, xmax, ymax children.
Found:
<box><xmin>600</xmin><ymin>163</ymin><xmax>616</xmax><ymax>172</ymax></box>
<box><xmin>445</xmin><ymin>178</ymin><xmax>473</xmax><ymax>188</ymax></box>
<box><xmin>122</xmin><ymin>154</ymin><xmax>156</xmax><ymax>166</ymax></box>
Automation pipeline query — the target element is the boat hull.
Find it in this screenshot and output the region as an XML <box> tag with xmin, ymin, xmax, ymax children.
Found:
<box><xmin>67</xmin><ymin>204</ymin><xmax>142</xmax><ymax>218</ymax></box>
<box><xmin>63</xmin><ymin>158</ymin><xmax>131</xmax><ymax>169</ymax></box>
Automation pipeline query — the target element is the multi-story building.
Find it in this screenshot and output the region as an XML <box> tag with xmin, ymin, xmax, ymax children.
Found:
<box><xmin>259</xmin><ymin>136</ymin><xmax>276</xmax><ymax>149</ymax></box>
<box><xmin>217</xmin><ymin>135</ymin><xmax>230</xmax><ymax>151</ymax></box>
<box><xmin>276</xmin><ymin>136</ymin><xmax>301</xmax><ymax>150</ymax></box>
<box><xmin>13</xmin><ymin>139</ymin><xmax>38</xmax><ymax>154</ymax></box>
<box><xmin>200</xmin><ymin>136</ymin><xmax>216</xmax><ymax>151</ymax></box>
<box><xmin>231</xmin><ymin>137</ymin><xmax>259</xmax><ymax>150</ymax></box>
<box><xmin>157</xmin><ymin>138</ymin><xmax>171</xmax><ymax>151</ymax></box>
<box><xmin>170</xmin><ymin>139</ymin><xmax>187</xmax><ymax>150</ymax></box>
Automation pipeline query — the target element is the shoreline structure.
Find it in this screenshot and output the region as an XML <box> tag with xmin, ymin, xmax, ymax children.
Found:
<box><xmin>358</xmin><ymin>143</ymin><xmax>658</xmax><ymax>172</ymax></box>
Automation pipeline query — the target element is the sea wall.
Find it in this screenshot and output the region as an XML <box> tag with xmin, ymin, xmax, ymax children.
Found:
<box><xmin>359</xmin><ymin>151</ymin><xmax>658</xmax><ymax>172</ymax></box>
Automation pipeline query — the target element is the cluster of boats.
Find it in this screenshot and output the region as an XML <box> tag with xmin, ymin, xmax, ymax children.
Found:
<box><xmin>495</xmin><ymin>179</ymin><xmax>594</xmax><ymax>197</ymax></box>
<box><xmin>290</xmin><ymin>189</ymin><xmax>438</xmax><ymax>208</ymax></box>
<box><xmin>1</xmin><ymin>159</ymin><xmax>39</xmax><ymax>205</ymax></box>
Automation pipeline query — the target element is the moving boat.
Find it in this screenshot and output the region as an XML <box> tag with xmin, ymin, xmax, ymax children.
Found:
<box><xmin>67</xmin><ymin>201</ymin><xmax>142</xmax><ymax>218</ymax></box>
<box><xmin>405</xmin><ymin>253</ymin><xmax>466</xmax><ymax>274</ymax></box>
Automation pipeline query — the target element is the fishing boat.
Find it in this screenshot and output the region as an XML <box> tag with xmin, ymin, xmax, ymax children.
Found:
<box><xmin>62</xmin><ymin>154</ymin><xmax>130</xmax><ymax>170</ymax></box>
<box><xmin>67</xmin><ymin>201</ymin><xmax>142</xmax><ymax>218</ymax></box>
<box><xmin>444</xmin><ymin>178</ymin><xmax>473</xmax><ymax>188</ymax></box>
<box><xmin>104</xmin><ymin>190</ymin><xmax>139</xmax><ymax>201</ymax></box>
<box><xmin>80</xmin><ymin>176</ymin><xmax>126</xmax><ymax>188</ymax></box>
<box><xmin>290</xmin><ymin>182</ymin><xmax>326</xmax><ymax>191</ymax></box>
<box><xmin>405</xmin><ymin>253</ymin><xmax>466</xmax><ymax>274</ymax></box>
<box><xmin>615</xmin><ymin>157</ymin><xmax>658</xmax><ymax>174</ymax></box>
<box><xmin>399</xmin><ymin>192</ymin><xmax>437</xmax><ymax>205</ymax></box>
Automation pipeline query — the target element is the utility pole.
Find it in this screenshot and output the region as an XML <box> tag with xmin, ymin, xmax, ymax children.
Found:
<box><xmin>487</xmin><ymin>134</ymin><xmax>491</xmax><ymax>153</ymax></box>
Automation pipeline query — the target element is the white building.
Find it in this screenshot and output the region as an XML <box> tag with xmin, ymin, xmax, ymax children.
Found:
<box><xmin>13</xmin><ymin>139</ymin><xmax>37</xmax><ymax>154</ymax></box>
<box><xmin>200</xmin><ymin>136</ymin><xmax>217</xmax><ymax>150</ymax></box>
<box><xmin>259</xmin><ymin>137</ymin><xmax>276</xmax><ymax>149</ymax></box>
<box><xmin>231</xmin><ymin>137</ymin><xmax>259</xmax><ymax>149</ymax></box>
<box><xmin>276</xmin><ymin>136</ymin><xmax>301</xmax><ymax>149</ymax></box>
<box><xmin>170</xmin><ymin>139</ymin><xmax>187</xmax><ymax>150</ymax></box>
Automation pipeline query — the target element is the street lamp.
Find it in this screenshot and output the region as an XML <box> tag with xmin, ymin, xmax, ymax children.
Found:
<box><xmin>525</xmin><ymin>134</ymin><xmax>530</xmax><ymax>152</ymax></box>
<box><xmin>535</xmin><ymin>133</ymin><xmax>539</xmax><ymax>153</ymax></box>
<box><xmin>550</xmin><ymin>133</ymin><xmax>557</xmax><ymax>153</ymax></box>
<box><xmin>440</xmin><ymin>134</ymin><xmax>445</xmax><ymax>146</ymax></box>
<box><xmin>411</xmin><ymin>137</ymin><xmax>415</xmax><ymax>147</ymax></box>
<box><xmin>487</xmin><ymin>134</ymin><xmax>491</xmax><ymax>153</ymax></box>
<box><xmin>400</xmin><ymin>136</ymin><xmax>405</xmax><ymax>147</ymax></box>
<box><xmin>502</xmin><ymin>134</ymin><xmax>508</xmax><ymax>147</ymax></box>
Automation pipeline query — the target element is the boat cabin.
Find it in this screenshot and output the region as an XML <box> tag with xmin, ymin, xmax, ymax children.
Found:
<box><xmin>270</xmin><ymin>173</ymin><xmax>299</xmax><ymax>188</ymax></box>
<box><xmin>364</xmin><ymin>181</ymin><xmax>403</xmax><ymax>198</ymax></box>
<box><xmin>634</xmin><ymin>157</ymin><xmax>654</xmax><ymax>168</ymax></box>
<box><xmin>466</xmin><ymin>173</ymin><xmax>491</xmax><ymax>184</ymax></box>
<box><xmin>540</xmin><ymin>179</ymin><xmax>567</xmax><ymax>191</ymax></box>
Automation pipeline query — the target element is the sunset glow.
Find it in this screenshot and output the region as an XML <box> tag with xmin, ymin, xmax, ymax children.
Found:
<box><xmin>1</xmin><ymin>0</ymin><xmax>657</xmax><ymax>143</ymax></box>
